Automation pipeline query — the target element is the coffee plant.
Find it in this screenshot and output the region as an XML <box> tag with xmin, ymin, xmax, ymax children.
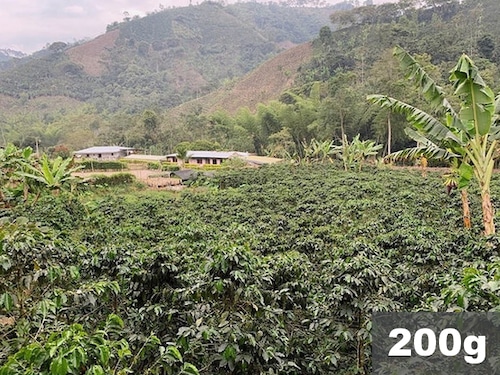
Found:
<box><xmin>2</xmin><ymin>158</ymin><xmax>500</xmax><ymax>374</ymax></box>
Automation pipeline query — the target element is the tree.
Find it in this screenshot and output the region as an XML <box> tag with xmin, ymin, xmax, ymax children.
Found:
<box><xmin>367</xmin><ymin>49</ymin><xmax>417</xmax><ymax>155</ymax></box>
<box><xmin>301</xmin><ymin>139</ymin><xmax>335</xmax><ymax>163</ymax></box>
<box><xmin>236</xmin><ymin>108</ymin><xmax>263</xmax><ymax>154</ymax></box>
<box><xmin>20</xmin><ymin>155</ymin><xmax>82</xmax><ymax>197</ymax></box>
<box><xmin>331</xmin><ymin>134</ymin><xmax>383</xmax><ymax>171</ymax></box>
<box><xmin>368</xmin><ymin>46</ymin><xmax>500</xmax><ymax>235</ymax></box>
<box><xmin>323</xmin><ymin>71</ymin><xmax>365</xmax><ymax>142</ymax></box>
<box><xmin>266</xmin><ymin>128</ymin><xmax>295</xmax><ymax>159</ymax></box>
<box><xmin>277</xmin><ymin>92</ymin><xmax>318</xmax><ymax>157</ymax></box>
<box><xmin>142</xmin><ymin>109</ymin><xmax>160</xmax><ymax>146</ymax></box>
<box><xmin>0</xmin><ymin>144</ymin><xmax>34</xmax><ymax>207</ymax></box>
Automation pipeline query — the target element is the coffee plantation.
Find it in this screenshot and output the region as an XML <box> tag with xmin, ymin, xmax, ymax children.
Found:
<box><xmin>1</xmin><ymin>161</ymin><xmax>500</xmax><ymax>374</ymax></box>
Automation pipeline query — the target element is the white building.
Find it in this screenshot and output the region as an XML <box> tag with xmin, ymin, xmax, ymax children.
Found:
<box><xmin>73</xmin><ymin>146</ymin><xmax>135</xmax><ymax>160</ymax></box>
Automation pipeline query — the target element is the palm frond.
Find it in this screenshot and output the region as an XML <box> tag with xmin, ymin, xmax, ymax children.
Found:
<box><xmin>493</xmin><ymin>94</ymin><xmax>500</xmax><ymax>127</ymax></box>
<box><xmin>393</xmin><ymin>45</ymin><xmax>457</xmax><ymax>116</ymax></box>
<box><xmin>450</xmin><ymin>54</ymin><xmax>495</xmax><ymax>136</ymax></box>
<box><xmin>367</xmin><ymin>95</ymin><xmax>464</xmax><ymax>145</ymax></box>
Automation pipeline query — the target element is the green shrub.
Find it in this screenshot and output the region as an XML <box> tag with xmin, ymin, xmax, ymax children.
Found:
<box><xmin>77</xmin><ymin>160</ymin><xmax>127</xmax><ymax>171</ymax></box>
<box><xmin>161</xmin><ymin>163</ymin><xmax>180</xmax><ymax>171</ymax></box>
<box><xmin>184</xmin><ymin>163</ymin><xmax>223</xmax><ymax>171</ymax></box>
<box><xmin>91</xmin><ymin>173</ymin><xmax>136</xmax><ymax>186</ymax></box>
<box><xmin>147</xmin><ymin>162</ymin><xmax>161</xmax><ymax>170</ymax></box>
<box><xmin>148</xmin><ymin>162</ymin><xmax>180</xmax><ymax>171</ymax></box>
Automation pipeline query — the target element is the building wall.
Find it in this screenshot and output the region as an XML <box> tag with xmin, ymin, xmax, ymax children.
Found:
<box><xmin>78</xmin><ymin>151</ymin><xmax>126</xmax><ymax>160</ymax></box>
<box><xmin>188</xmin><ymin>158</ymin><xmax>222</xmax><ymax>165</ymax></box>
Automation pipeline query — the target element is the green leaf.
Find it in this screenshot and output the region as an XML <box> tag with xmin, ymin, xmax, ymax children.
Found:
<box><xmin>49</xmin><ymin>357</ymin><xmax>69</xmax><ymax>375</ymax></box>
<box><xmin>457</xmin><ymin>163</ymin><xmax>474</xmax><ymax>189</ymax></box>
<box><xmin>393</xmin><ymin>45</ymin><xmax>455</xmax><ymax>115</ymax></box>
<box><xmin>0</xmin><ymin>292</ymin><xmax>13</xmax><ymax>311</ymax></box>
<box><xmin>451</xmin><ymin>54</ymin><xmax>495</xmax><ymax>136</ymax></box>
<box><xmin>0</xmin><ymin>255</ymin><xmax>12</xmax><ymax>271</ymax></box>
<box><xmin>367</xmin><ymin>95</ymin><xmax>462</xmax><ymax>145</ymax></box>
<box><xmin>181</xmin><ymin>363</ymin><xmax>200</xmax><ymax>375</ymax></box>
<box><xmin>166</xmin><ymin>346</ymin><xmax>183</xmax><ymax>362</ymax></box>
<box><xmin>105</xmin><ymin>314</ymin><xmax>124</xmax><ymax>330</ymax></box>
<box><xmin>88</xmin><ymin>365</ymin><xmax>105</xmax><ymax>375</ymax></box>
<box><xmin>69</xmin><ymin>266</ymin><xmax>80</xmax><ymax>280</ymax></box>
<box><xmin>98</xmin><ymin>345</ymin><xmax>110</xmax><ymax>365</ymax></box>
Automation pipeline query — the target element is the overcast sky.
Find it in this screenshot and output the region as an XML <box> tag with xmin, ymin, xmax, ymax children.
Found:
<box><xmin>0</xmin><ymin>0</ymin><xmax>397</xmax><ymax>54</ymax></box>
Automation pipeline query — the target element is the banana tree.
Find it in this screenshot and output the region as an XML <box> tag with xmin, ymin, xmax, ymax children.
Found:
<box><xmin>19</xmin><ymin>155</ymin><xmax>82</xmax><ymax>198</ymax></box>
<box><xmin>384</xmin><ymin>124</ymin><xmax>474</xmax><ymax>229</ymax></box>
<box><xmin>331</xmin><ymin>134</ymin><xmax>383</xmax><ymax>171</ymax></box>
<box><xmin>0</xmin><ymin>144</ymin><xmax>34</xmax><ymax>207</ymax></box>
<box><xmin>301</xmin><ymin>139</ymin><xmax>335</xmax><ymax>163</ymax></box>
<box><xmin>368</xmin><ymin>46</ymin><xmax>500</xmax><ymax>235</ymax></box>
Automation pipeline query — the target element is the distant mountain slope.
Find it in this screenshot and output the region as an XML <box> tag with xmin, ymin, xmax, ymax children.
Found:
<box><xmin>0</xmin><ymin>49</ymin><xmax>26</xmax><ymax>71</ymax></box>
<box><xmin>0</xmin><ymin>49</ymin><xmax>26</xmax><ymax>62</ymax></box>
<box><xmin>172</xmin><ymin>42</ymin><xmax>313</xmax><ymax>116</ymax></box>
<box><xmin>67</xmin><ymin>30</ymin><xmax>120</xmax><ymax>76</ymax></box>
<box><xmin>0</xmin><ymin>2</ymin><xmax>339</xmax><ymax>113</ymax></box>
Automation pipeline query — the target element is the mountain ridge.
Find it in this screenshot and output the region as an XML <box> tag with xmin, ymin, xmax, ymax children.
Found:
<box><xmin>0</xmin><ymin>49</ymin><xmax>26</xmax><ymax>60</ymax></box>
<box><xmin>0</xmin><ymin>2</ymin><xmax>338</xmax><ymax>112</ymax></box>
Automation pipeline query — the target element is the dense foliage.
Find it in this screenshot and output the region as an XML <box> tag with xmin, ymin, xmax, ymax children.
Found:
<box><xmin>4</xmin><ymin>1</ymin><xmax>500</xmax><ymax>160</ymax></box>
<box><xmin>2</xmin><ymin>1</ymin><xmax>500</xmax><ymax>373</ymax></box>
<box><xmin>2</xmin><ymin>161</ymin><xmax>500</xmax><ymax>373</ymax></box>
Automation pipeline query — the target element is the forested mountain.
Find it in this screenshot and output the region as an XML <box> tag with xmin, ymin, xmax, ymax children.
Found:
<box><xmin>0</xmin><ymin>49</ymin><xmax>25</xmax><ymax>63</ymax></box>
<box><xmin>1</xmin><ymin>0</ymin><xmax>499</xmax><ymax>156</ymax></box>
<box><xmin>0</xmin><ymin>2</ymin><xmax>339</xmax><ymax>113</ymax></box>
<box><xmin>161</xmin><ymin>0</ymin><xmax>500</xmax><ymax>157</ymax></box>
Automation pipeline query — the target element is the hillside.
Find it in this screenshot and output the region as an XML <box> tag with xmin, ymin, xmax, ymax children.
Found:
<box><xmin>2</xmin><ymin>0</ymin><xmax>500</xmax><ymax>157</ymax></box>
<box><xmin>162</xmin><ymin>0</ymin><xmax>500</xmax><ymax>158</ymax></box>
<box><xmin>0</xmin><ymin>2</ymin><xmax>340</xmax><ymax>113</ymax></box>
<box><xmin>66</xmin><ymin>30</ymin><xmax>120</xmax><ymax>77</ymax></box>
<box><xmin>171</xmin><ymin>42</ymin><xmax>313</xmax><ymax>117</ymax></box>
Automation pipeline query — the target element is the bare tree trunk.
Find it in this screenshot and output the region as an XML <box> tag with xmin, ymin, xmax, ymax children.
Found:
<box><xmin>340</xmin><ymin>113</ymin><xmax>346</xmax><ymax>142</ymax></box>
<box><xmin>420</xmin><ymin>156</ymin><xmax>427</xmax><ymax>178</ymax></box>
<box><xmin>340</xmin><ymin>115</ymin><xmax>348</xmax><ymax>171</ymax></box>
<box><xmin>481</xmin><ymin>189</ymin><xmax>495</xmax><ymax>235</ymax></box>
<box><xmin>387</xmin><ymin>113</ymin><xmax>391</xmax><ymax>156</ymax></box>
<box><xmin>460</xmin><ymin>189</ymin><xmax>471</xmax><ymax>229</ymax></box>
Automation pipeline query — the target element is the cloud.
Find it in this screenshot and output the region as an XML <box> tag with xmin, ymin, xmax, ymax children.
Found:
<box><xmin>0</xmin><ymin>0</ymin><xmax>168</xmax><ymax>53</ymax></box>
<box><xmin>0</xmin><ymin>0</ymin><xmax>397</xmax><ymax>54</ymax></box>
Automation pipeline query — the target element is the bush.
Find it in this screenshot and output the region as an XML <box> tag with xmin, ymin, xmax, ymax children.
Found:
<box><xmin>147</xmin><ymin>162</ymin><xmax>161</xmax><ymax>170</ymax></box>
<box><xmin>184</xmin><ymin>163</ymin><xmax>224</xmax><ymax>171</ymax></box>
<box><xmin>161</xmin><ymin>163</ymin><xmax>180</xmax><ymax>172</ymax></box>
<box><xmin>147</xmin><ymin>162</ymin><xmax>180</xmax><ymax>171</ymax></box>
<box><xmin>90</xmin><ymin>173</ymin><xmax>136</xmax><ymax>186</ymax></box>
<box><xmin>77</xmin><ymin>160</ymin><xmax>127</xmax><ymax>171</ymax></box>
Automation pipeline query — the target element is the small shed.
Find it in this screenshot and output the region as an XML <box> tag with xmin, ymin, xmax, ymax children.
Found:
<box><xmin>166</xmin><ymin>153</ymin><xmax>178</xmax><ymax>163</ymax></box>
<box><xmin>173</xmin><ymin>169</ymin><xmax>198</xmax><ymax>182</ymax></box>
<box><xmin>74</xmin><ymin>146</ymin><xmax>135</xmax><ymax>160</ymax></box>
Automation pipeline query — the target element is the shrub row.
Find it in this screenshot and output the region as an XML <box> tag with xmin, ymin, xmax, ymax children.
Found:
<box><xmin>147</xmin><ymin>162</ymin><xmax>180</xmax><ymax>171</ymax></box>
<box><xmin>77</xmin><ymin>160</ymin><xmax>127</xmax><ymax>171</ymax></box>
<box><xmin>90</xmin><ymin>173</ymin><xmax>136</xmax><ymax>186</ymax></box>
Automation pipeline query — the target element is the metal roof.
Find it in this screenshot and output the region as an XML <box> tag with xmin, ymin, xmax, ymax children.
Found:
<box><xmin>74</xmin><ymin>146</ymin><xmax>134</xmax><ymax>154</ymax></box>
<box><xmin>173</xmin><ymin>170</ymin><xmax>198</xmax><ymax>181</ymax></box>
<box><xmin>245</xmin><ymin>155</ymin><xmax>282</xmax><ymax>165</ymax></box>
